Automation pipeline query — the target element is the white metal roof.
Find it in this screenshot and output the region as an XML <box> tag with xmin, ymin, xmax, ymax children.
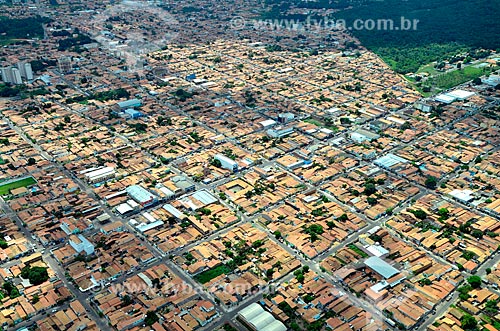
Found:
<box><xmin>364</xmin><ymin>256</ymin><xmax>400</xmax><ymax>279</ymax></box>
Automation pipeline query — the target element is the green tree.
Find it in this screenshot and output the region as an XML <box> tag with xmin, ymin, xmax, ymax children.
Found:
<box><xmin>472</xmin><ymin>77</ymin><xmax>482</xmax><ymax>85</ymax></box>
<box><xmin>21</xmin><ymin>266</ymin><xmax>49</xmax><ymax>285</ymax></box>
<box><xmin>410</xmin><ymin>209</ymin><xmax>428</xmax><ymax>220</ymax></box>
<box><xmin>338</xmin><ymin>213</ymin><xmax>349</xmax><ymax>221</ymax></box>
<box><xmin>3</xmin><ymin>281</ymin><xmax>20</xmax><ymax>298</ymax></box>
<box><xmin>437</xmin><ymin>208</ymin><xmax>449</xmax><ymax>218</ymax></box>
<box><xmin>462</xmin><ymin>250</ymin><xmax>476</xmax><ymax>261</ymax></box>
<box><xmin>467</xmin><ymin>275</ymin><xmax>482</xmax><ymax>289</ymax></box>
<box><xmin>485</xmin><ymin>299</ymin><xmax>498</xmax><ymax>315</ymax></box>
<box><xmin>460</xmin><ymin>314</ymin><xmax>477</xmax><ymax>331</ymax></box>
<box><xmin>303</xmin><ymin>293</ymin><xmax>315</xmax><ymax>303</ymax></box>
<box><xmin>121</xmin><ymin>295</ymin><xmax>133</xmax><ymax>306</ymax></box>
<box><xmin>144</xmin><ymin>311</ymin><xmax>159</xmax><ymax>326</ymax></box>
<box><xmin>364</xmin><ymin>183</ymin><xmax>377</xmax><ymax>196</ymax></box>
<box><xmin>471</xmin><ymin>229</ymin><xmax>483</xmax><ymax>239</ymax></box>
<box><xmin>211</xmin><ymin>158</ymin><xmax>222</xmax><ymax>168</ymax></box>
<box><xmin>425</xmin><ymin>176</ymin><xmax>437</xmax><ymax>189</ymax></box>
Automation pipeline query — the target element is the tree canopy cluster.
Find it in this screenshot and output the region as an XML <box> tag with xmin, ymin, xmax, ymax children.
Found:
<box><xmin>0</xmin><ymin>15</ymin><xmax>50</xmax><ymax>41</ymax></box>
<box><xmin>20</xmin><ymin>266</ymin><xmax>49</xmax><ymax>285</ymax></box>
<box><xmin>261</xmin><ymin>0</ymin><xmax>500</xmax><ymax>73</ymax></box>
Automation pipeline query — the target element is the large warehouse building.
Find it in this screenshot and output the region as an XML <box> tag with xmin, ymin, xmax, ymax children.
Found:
<box><xmin>215</xmin><ymin>154</ymin><xmax>238</xmax><ymax>172</ymax></box>
<box><xmin>238</xmin><ymin>303</ymin><xmax>287</xmax><ymax>331</ymax></box>
<box><xmin>82</xmin><ymin>167</ymin><xmax>116</xmax><ymax>183</ymax></box>
<box><xmin>364</xmin><ymin>256</ymin><xmax>400</xmax><ymax>279</ymax></box>
<box><xmin>126</xmin><ymin>185</ymin><xmax>158</xmax><ymax>207</ymax></box>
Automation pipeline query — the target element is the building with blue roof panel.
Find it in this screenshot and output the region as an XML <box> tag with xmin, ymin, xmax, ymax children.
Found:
<box><xmin>117</xmin><ymin>98</ymin><xmax>142</xmax><ymax>109</ymax></box>
<box><xmin>364</xmin><ymin>256</ymin><xmax>400</xmax><ymax>279</ymax></box>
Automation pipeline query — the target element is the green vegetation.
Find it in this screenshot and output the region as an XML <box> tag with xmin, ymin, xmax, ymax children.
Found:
<box><xmin>20</xmin><ymin>266</ymin><xmax>49</xmax><ymax>285</ymax></box>
<box><xmin>425</xmin><ymin>176</ymin><xmax>438</xmax><ymax>189</ymax></box>
<box><xmin>0</xmin><ymin>83</ymin><xmax>24</xmax><ymax>97</ymax></box>
<box><xmin>457</xmin><ymin>284</ymin><xmax>472</xmax><ymax>301</ymax></box>
<box><xmin>461</xmin><ymin>250</ymin><xmax>477</xmax><ymax>261</ymax></box>
<box><xmin>262</xmin><ymin>0</ymin><xmax>500</xmax><ymax>74</ymax></box>
<box><xmin>0</xmin><ymin>177</ymin><xmax>36</xmax><ymax>195</ymax></box>
<box><xmin>127</xmin><ymin>123</ymin><xmax>148</xmax><ymax>134</ymax></box>
<box><xmin>144</xmin><ymin>311</ymin><xmax>159</xmax><ymax>326</ymax></box>
<box><xmin>223</xmin><ymin>324</ymin><xmax>239</xmax><ymax>331</ymax></box>
<box><xmin>57</xmin><ymin>33</ymin><xmax>93</xmax><ymax>52</ymax></box>
<box><xmin>428</xmin><ymin>64</ymin><xmax>499</xmax><ymax>90</ymax></box>
<box><xmin>466</xmin><ymin>275</ymin><xmax>482</xmax><ymax>289</ymax></box>
<box><xmin>347</xmin><ymin>244</ymin><xmax>368</xmax><ymax>258</ymax></box>
<box><xmin>223</xmin><ymin>149</ymin><xmax>237</xmax><ymax>160</ymax></box>
<box><xmin>2</xmin><ymin>281</ymin><xmax>20</xmax><ymax>299</ymax></box>
<box><xmin>66</xmin><ymin>88</ymin><xmax>130</xmax><ymax>104</ymax></box>
<box><xmin>174</xmin><ymin>88</ymin><xmax>193</xmax><ymax>102</ymax></box>
<box><xmin>303</xmin><ymin>118</ymin><xmax>323</xmax><ymax>127</ymax></box>
<box><xmin>293</xmin><ymin>266</ymin><xmax>310</xmax><ymax>284</ymax></box>
<box><xmin>156</xmin><ymin>116</ymin><xmax>172</xmax><ymax>126</ymax></box>
<box><xmin>460</xmin><ymin>313</ymin><xmax>478</xmax><ymax>331</ymax></box>
<box><xmin>337</xmin><ymin>213</ymin><xmax>349</xmax><ymax>222</ymax></box>
<box><xmin>194</xmin><ymin>264</ymin><xmax>232</xmax><ymax>284</ymax></box>
<box><xmin>93</xmin><ymin>88</ymin><xmax>130</xmax><ymax>102</ymax></box>
<box><xmin>0</xmin><ymin>16</ymin><xmax>49</xmax><ymax>41</ymax></box>
<box><xmin>210</xmin><ymin>158</ymin><xmax>222</xmax><ymax>168</ymax></box>
<box><xmin>409</xmin><ymin>209</ymin><xmax>427</xmax><ymax>220</ymax></box>
<box><xmin>363</xmin><ymin>182</ymin><xmax>377</xmax><ymax>196</ymax></box>
<box><xmin>304</xmin><ymin>117</ymin><xmax>338</xmax><ymax>132</ymax></box>
<box><xmin>189</xmin><ymin>131</ymin><xmax>203</xmax><ymax>143</ymax></box>
<box><xmin>303</xmin><ymin>224</ymin><xmax>324</xmax><ymax>242</ymax></box>
<box><xmin>418</xmin><ymin>278</ymin><xmax>432</xmax><ymax>286</ymax></box>
<box><xmin>484</xmin><ymin>299</ymin><xmax>499</xmax><ymax>315</ymax></box>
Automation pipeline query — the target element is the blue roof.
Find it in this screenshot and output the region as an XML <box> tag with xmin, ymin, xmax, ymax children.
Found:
<box><xmin>126</xmin><ymin>185</ymin><xmax>157</xmax><ymax>203</ymax></box>
<box><xmin>124</xmin><ymin>108</ymin><xmax>143</xmax><ymax>116</ymax></box>
<box><xmin>364</xmin><ymin>256</ymin><xmax>399</xmax><ymax>279</ymax></box>
<box><xmin>117</xmin><ymin>98</ymin><xmax>142</xmax><ymax>109</ymax></box>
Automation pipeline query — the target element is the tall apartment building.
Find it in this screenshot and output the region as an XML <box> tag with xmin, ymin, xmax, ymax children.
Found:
<box><xmin>17</xmin><ymin>62</ymin><xmax>34</xmax><ymax>81</ymax></box>
<box><xmin>0</xmin><ymin>67</ymin><xmax>13</xmax><ymax>84</ymax></box>
<box><xmin>58</xmin><ymin>56</ymin><xmax>72</xmax><ymax>74</ymax></box>
<box><xmin>11</xmin><ymin>68</ymin><xmax>23</xmax><ymax>85</ymax></box>
<box><xmin>0</xmin><ymin>62</ymin><xmax>34</xmax><ymax>84</ymax></box>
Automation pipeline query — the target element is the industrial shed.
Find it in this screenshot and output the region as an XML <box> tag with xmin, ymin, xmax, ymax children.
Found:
<box><xmin>238</xmin><ymin>303</ymin><xmax>287</xmax><ymax>331</ymax></box>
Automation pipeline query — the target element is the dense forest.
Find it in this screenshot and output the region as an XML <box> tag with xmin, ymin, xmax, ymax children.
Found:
<box><xmin>261</xmin><ymin>0</ymin><xmax>500</xmax><ymax>73</ymax></box>
<box><xmin>0</xmin><ymin>16</ymin><xmax>50</xmax><ymax>41</ymax></box>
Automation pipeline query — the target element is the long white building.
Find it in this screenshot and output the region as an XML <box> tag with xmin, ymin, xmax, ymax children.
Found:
<box><xmin>82</xmin><ymin>167</ymin><xmax>116</xmax><ymax>183</ymax></box>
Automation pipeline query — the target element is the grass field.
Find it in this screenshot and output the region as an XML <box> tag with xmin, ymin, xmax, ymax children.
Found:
<box><xmin>347</xmin><ymin>244</ymin><xmax>369</xmax><ymax>258</ymax></box>
<box><xmin>429</xmin><ymin>65</ymin><xmax>499</xmax><ymax>90</ymax></box>
<box><xmin>303</xmin><ymin>118</ymin><xmax>339</xmax><ymax>132</ymax></box>
<box><xmin>0</xmin><ymin>177</ymin><xmax>36</xmax><ymax>195</ymax></box>
<box><xmin>416</xmin><ymin>63</ymin><xmax>439</xmax><ymax>76</ymax></box>
<box><xmin>194</xmin><ymin>264</ymin><xmax>232</xmax><ymax>284</ymax></box>
<box><xmin>303</xmin><ymin>118</ymin><xmax>323</xmax><ymax>126</ymax></box>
